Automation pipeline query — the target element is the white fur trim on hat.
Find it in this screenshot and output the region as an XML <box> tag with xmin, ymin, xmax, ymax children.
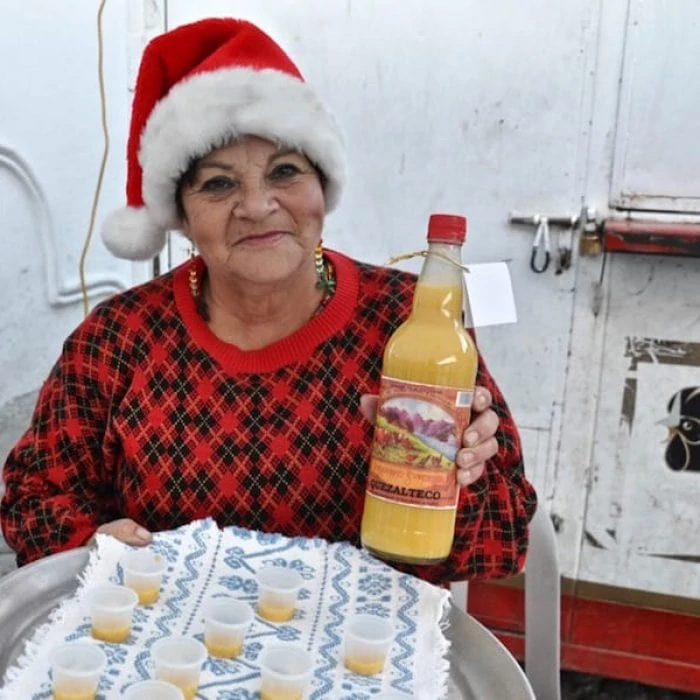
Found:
<box><xmin>139</xmin><ymin>67</ymin><xmax>346</xmax><ymax>231</ymax></box>
<box><xmin>101</xmin><ymin>205</ymin><xmax>167</xmax><ymax>261</ymax></box>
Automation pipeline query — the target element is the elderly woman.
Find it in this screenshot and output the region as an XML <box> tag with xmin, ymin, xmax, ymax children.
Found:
<box><xmin>0</xmin><ymin>18</ymin><xmax>536</xmax><ymax>583</ymax></box>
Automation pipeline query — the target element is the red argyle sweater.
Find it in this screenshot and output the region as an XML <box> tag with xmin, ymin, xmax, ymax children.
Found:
<box><xmin>1</xmin><ymin>251</ymin><xmax>536</xmax><ymax>581</ymax></box>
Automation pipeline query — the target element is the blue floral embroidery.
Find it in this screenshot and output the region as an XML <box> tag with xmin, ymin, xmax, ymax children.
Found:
<box><xmin>64</xmin><ymin>624</ymin><xmax>91</xmax><ymax>641</ymax></box>
<box><xmin>242</xmin><ymin>641</ymin><xmax>263</xmax><ymax>661</ymax></box>
<box><xmin>275</xmin><ymin>625</ymin><xmax>302</xmax><ymax>642</ymax></box>
<box><xmin>151</xmin><ymin>538</ymin><xmax>179</xmax><ymax>562</ymax></box>
<box><xmin>358</xmin><ymin>573</ymin><xmax>391</xmax><ymax>596</ymax></box>
<box><xmin>214</xmin><ymin>689</ymin><xmax>258</xmax><ymax>699</ymax></box>
<box><xmin>356</xmin><ymin>602</ymin><xmax>390</xmax><ymax>617</ymax></box>
<box><xmin>223</xmin><ymin>546</ymin><xmax>248</xmax><ymax>569</ymax></box>
<box><xmin>219</xmin><ymin>574</ymin><xmax>258</xmax><ymax>594</ymax></box>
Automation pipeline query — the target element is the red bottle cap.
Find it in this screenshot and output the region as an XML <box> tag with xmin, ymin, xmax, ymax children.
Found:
<box><xmin>427</xmin><ymin>214</ymin><xmax>467</xmax><ymax>243</ymax></box>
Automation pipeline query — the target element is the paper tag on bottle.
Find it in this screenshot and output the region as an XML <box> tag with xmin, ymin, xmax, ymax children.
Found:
<box><xmin>463</xmin><ymin>262</ymin><xmax>517</xmax><ymax>327</ymax></box>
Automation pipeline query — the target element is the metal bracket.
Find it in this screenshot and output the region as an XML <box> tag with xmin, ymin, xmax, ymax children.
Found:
<box><xmin>509</xmin><ymin>209</ymin><xmax>597</xmax><ymax>273</ymax></box>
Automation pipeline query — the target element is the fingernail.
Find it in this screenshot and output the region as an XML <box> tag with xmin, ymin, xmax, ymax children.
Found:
<box><xmin>136</xmin><ymin>527</ymin><xmax>151</xmax><ymax>540</ymax></box>
<box><xmin>457</xmin><ymin>470</ymin><xmax>469</xmax><ymax>486</ymax></box>
<box><xmin>465</xmin><ymin>431</ymin><xmax>479</xmax><ymax>447</ymax></box>
<box><xmin>459</xmin><ymin>451</ymin><xmax>476</xmax><ymax>468</ymax></box>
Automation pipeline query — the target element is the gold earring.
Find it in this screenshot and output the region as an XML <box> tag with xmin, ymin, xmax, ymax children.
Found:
<box><xmin>314</xmin><ymin>241</ymin><xmax>335</xmax><ymax>294</ymax></box>
<box><xmin>314</xmin><ymin>241</ymin><xmax>325</xmax><ymax>289</ymax></box>
<box><xmin>189</xmin><ymin>247</ymin><xmax>199</xmax><ymax>298</ymax></box>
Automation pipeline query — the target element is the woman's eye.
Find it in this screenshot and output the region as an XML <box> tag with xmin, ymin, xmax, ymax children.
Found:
<box><xmin>201</xmin><ymin>176</ymin><xmax>234</xmax><ymax>193</ymax></box>
<box><xmin>269</xmin><ymin>163</ymin><xmax>301</xmax><ymax>181</ymax></box>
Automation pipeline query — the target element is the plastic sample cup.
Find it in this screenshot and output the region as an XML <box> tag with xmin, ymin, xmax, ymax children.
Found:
<box><xmin>121</xmin><ymin>549</ymin><xmax>166</xmax><ymax>605</ymax></box>
<box><xmin>49</xmin><ymin>641</ymin><xmax>106</xmax><ymax>700</ymax></box>
<box><xmin>204</xmin><ymin>598</ymin><xmax>255</xmax><ymax>658</ymax></box>
<box><xmin>87</xmin><ymin>583</ymin><xmax>138</xmax><ymax>643</ymax></box>
<box><xmin>343</xmin><ymin>614</ymin><xmax>395</xmax><ymax>676</ymax></box>
<box><xmin>259</xmin><ymin>644</ymin><xmax>313</xmax><ymax>700</ymax></box>
<box><xmin>122</xmin><ymin>679</ymin><xmax>185</xmax><ymax>699</ymax></box>
<box><xmin>151</xmin><ymin>636</ymin><xmax>207</xmax><ymax>700</ymax></box>
<box><xmin>256</xmin><ymin>565</ymin><xmax>303</xmax><ymax>622</ymax></box>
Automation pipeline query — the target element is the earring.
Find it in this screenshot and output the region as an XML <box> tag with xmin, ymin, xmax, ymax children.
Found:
<box><xmin>314</xmin><ymin>242</ymin><xmax>325</xmax><ymax>289</ymax></box>
<box><xmin>314</xmin><ymin>241</ymin><xmax>336</xmax><ymax>294</ymax></box>
<box><xmin>188</xmin><ymin>247</ymin><xmax>199</xmax><ymax>298</ymax></box>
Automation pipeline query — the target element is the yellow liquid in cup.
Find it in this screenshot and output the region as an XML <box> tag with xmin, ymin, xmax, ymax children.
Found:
<box><xmin>91</xmin><ymin>624</ymin><xmax>130</xmax><ymax>643</ymax></box>
<box><xmin>205</xmin><ymin>638</ymin><xmax>243</xmax><ymax>659</ymax></box>
<box><xmin>257</xmin><ymin>602</ymin><xmax>295</xmax><ymax>622</ymax></box>
<box><xmin>158</xmin><ymin>674</ymin><xmax>198</xmax><ymax>700</ymax></box>
<box><xmin>344</xmin><ymin>654</ymin><xmax>386</xmax><ymax>676</ymax></box>
<box><xmin>134</xmin><ymin>586</ymin><xmax>160</xmax><ymax>605</ymax></box>
<box><xmin>53</xmin><ymin>690</ymin><xmax>95</xmax><ymax>700</ymax></box>
<box><xmin>176</xmin><ymin>684</ymin><xmax>198</xmax><ymax>700</ymax></box>
<box><xmin>260</xmin><ymin>690</ymin><xmax>303</xmax><ymax>700</ymax></box>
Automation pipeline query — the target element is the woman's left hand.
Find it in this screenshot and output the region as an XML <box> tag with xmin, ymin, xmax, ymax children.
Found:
<box><xmin>360</xmin><ymin>386</ymin><xmax>500</xmax><ymax>488</ymax></box>
<box><xmin>455</xmin><ymin>387</ymin><xmax>499</xmax><ymax>487</ymax></box>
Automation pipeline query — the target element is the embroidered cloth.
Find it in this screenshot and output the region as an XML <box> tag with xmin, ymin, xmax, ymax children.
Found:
<box><xmin>1</xmin><ymin>519</ymin><xmax>451</xmax><ymax>699</ymax></box>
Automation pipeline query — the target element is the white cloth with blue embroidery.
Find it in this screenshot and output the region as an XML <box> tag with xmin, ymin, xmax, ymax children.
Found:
<box><xmin>1</xmin><ymin>519</ymin><xmax>451</xmax><ymax>699</ymax></box>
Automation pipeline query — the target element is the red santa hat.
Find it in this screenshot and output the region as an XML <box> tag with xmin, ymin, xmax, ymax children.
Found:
<box><xmin>102</xmin><ymin>18</ymin><xmax>345</xmax><ymax>261</ymax></box>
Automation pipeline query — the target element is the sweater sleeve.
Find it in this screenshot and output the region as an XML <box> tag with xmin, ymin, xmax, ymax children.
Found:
<box><xmin>0</xmin><ymin>321</ymin><xmax>122</xmax><ymax>566</ymax></box>
<box><xmin>397</xmin><ymin>351</ymin><xmax>538</xmax><ymax>584</ymax></box>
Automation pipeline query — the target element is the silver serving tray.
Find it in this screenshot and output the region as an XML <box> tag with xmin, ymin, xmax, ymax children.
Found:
<box><xmin>0</xmin><ymin>549</ymin><xmax>534</xmax><ymax>699</ymax></box>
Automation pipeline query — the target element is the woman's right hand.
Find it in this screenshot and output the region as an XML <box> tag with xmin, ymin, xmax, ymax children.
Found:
<box><xmin>90</xmin><ymin>518</ymin><xmax>153</xmax><ymax>546</ymax></box>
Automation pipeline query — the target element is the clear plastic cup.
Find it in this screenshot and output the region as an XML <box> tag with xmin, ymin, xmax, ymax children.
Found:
<box><xmin>121</xmin><ymin>549</ymin><xmax>167</xmax><ymax>605</ymax></box>
<box><xmin>256</xmin><ymin>565</ymin><xmax>303</xmax><ymax>622</ymax></box>
<box><xmin>259</xmin><ymin>644</ymin><xmax>313</xmax><ymax>700</ymax></box>
<box><xmin>49</xmin><ymin>641</ymin><xmax>106</xmax><ymax>700</ymax></box>
<box><xmin>343</xmin><ymin>613</ymin><xmax>395</xmax><ymax>676</ymax></box>
<box><xmin>204</xmin><ymin>598</ymin><xmax>255</xmax><ymax>658</ymax></box>
<box><xmin>87</xmin><ymin>583</ymin><xmax>138</xmax><ymax>643</ymax></box>
<box><xmin>122</xmin><ymin>679</ymin><xmax>185</xmax><ymax>699</ymax></box>
<box><xmin>150</xmin><ymin>636</ymin><xmax>207</xmax><ymax>700</ymax></box>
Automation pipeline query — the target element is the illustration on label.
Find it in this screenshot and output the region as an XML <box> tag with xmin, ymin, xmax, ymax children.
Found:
<box><xmin>374</xmin><ymin>397</ymin><xmax>459</xmax><ymax>468</ymax></box>
<box><xmin>368</xmin><ymin>378</ymin><xmax>472</xmax><ymax>508</ymax></box>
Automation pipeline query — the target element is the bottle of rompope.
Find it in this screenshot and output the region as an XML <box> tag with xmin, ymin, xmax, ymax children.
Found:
<box><xmin>361</xmin><ymin>214</ymin><xmax>478</xmax><ymax>564</ymax></box>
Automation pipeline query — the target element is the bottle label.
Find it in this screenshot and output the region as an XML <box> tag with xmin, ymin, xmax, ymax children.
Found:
<box><xmin>367</xmin><ymin>377</ymin><xmax>473</xmax><ymax>509</ymax></box>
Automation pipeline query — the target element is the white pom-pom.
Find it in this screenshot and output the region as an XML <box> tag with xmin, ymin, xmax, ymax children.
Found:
<box><xmin>101</xmin><ymin>206</ymin><xmax>167</xmax><ymax>261</ymax></box>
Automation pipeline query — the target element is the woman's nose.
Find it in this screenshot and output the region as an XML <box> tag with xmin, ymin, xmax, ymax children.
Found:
<box><xmin>233</xmin><ymin>183</ymin><xmax>278</xmax><ymax>219</ymax></box>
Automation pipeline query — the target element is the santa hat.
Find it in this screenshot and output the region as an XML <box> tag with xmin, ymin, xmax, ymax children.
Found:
<box><xmin>102</xmin><ymin>18</ymin><xmax>345</xmax><ymax>261</ymax></box>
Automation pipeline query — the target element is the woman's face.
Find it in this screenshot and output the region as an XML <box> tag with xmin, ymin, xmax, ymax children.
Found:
<box><xmin>179</xmin><ymin>136</ymin><xmax>325</xmax><ymax>288</ymax></box>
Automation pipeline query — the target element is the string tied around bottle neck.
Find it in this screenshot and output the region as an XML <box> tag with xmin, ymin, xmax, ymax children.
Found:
<box><xmin>386</xmin><ymin>249</ymin><xmax>470</xmax><ymax>273</ymax></box>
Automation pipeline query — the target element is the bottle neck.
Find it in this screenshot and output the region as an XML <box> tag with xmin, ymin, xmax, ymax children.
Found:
<box><xmin>412</xmin><ymin>242</ymin><xmax>464</xmax><ymax>320</ymax></box>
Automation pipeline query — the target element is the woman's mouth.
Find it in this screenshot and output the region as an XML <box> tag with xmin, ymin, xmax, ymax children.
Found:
<box><xmin>237</xmin><ymin>231</ymin><xmax>286</xmax><ymax>246</ymax></box>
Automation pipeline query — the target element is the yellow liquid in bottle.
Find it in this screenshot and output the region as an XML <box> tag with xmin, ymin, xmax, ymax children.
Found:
<box><xmin>362</xmin><ymin>283</ymin><xmax>478</xmax><ymax>564</ymax></box>
<box><xmin>91</xmin><ymin>624</ymin><xmax>130</xmax><ymax>643</ymax></box>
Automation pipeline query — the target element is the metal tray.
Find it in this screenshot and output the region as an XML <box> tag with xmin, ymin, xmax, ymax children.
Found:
<box><xmin>0</xmin><ymin>548</ymin><xmax>534</xmax><ymax>699</ymax></box>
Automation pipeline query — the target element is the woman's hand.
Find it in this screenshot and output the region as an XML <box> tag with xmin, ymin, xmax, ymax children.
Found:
<box><xmin>89</xmin><ymin>518</ymin><xmax>153</xmax><ymax>547</ymax></box>
<box><xmin>360</xmin><ymin>386</ymin><xmax>499</xmax><ymax>488</ymax></box>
